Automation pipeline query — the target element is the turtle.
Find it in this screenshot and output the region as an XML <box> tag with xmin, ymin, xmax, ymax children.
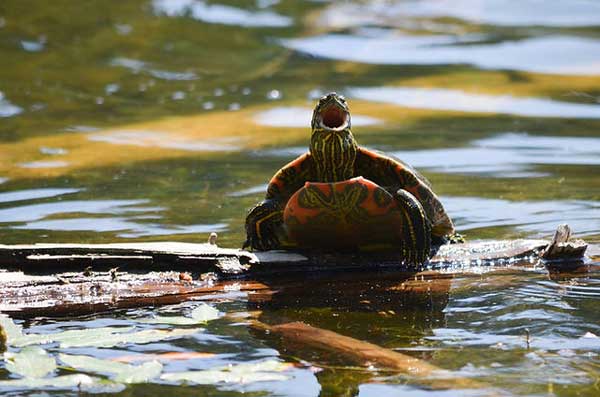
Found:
<box><xmin>243</xmin><ymin>92</ymin><xmax>456</xmax><ymax>264</ymax></box>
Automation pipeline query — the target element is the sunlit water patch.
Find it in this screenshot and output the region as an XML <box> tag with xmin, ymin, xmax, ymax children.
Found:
<box><xmin>349</xmin><ymin>87</ymin><xmax>600</xmax><ymax>118</ymax></box>
<box><xmin>0</xmin><ymin>178</ymin><xmax>7</xmax><ymax>184</ymax></box>
<box><xmin>21</xmin><ymin>39</ymin><xmax>45</xmax><ymax>52</ymax></box>
<box><xmin>0</xmin><ymin>92</ymin><xmax>23</xmax><ymax>118</ymax></box>
<box><xmin>89</xmin><ymin>130</ymin><xmax>242</xmax><ymax>152</ymax></box>
<box><xmin>284</xmin><ymin>33</ymin><xmax>600</xmax><ymax>75</ymax></box>
<box><xmin>39</xmin><ymin>147</ymin><xmax>68</xmax><ymax>155</ymax></box>
<box><xmin>15</xmin><ymin>217</ymin><xmax>227</xmax><ymax>238</ymax></box>
<box><xmin>0</xmin><ymin>195</ymin><xmax>226</xmax><ymax>238</ymax></box>
<box><xmin>319</xmin><ymin>0</ymin><xmax>600</xmax><ymax>29</ymax></box>
<box><xmin>110</xmin><ymin>58</ymin><xmax>198</xmax><ymax>81</ymax></box>
<box><xmin>153</xmin><ymin>0</ymin><xmax>292</xmax><ymax>28</ymax></box>
<box><xmin>0</xmin><ymin>199</ymin><xmax>160</xmax><ymax>224</ymax></box>
<box><xmin>0</xmin><ymin>188</ymin><xmax>81</xmax><ymax>204</ymax></box>
<box><xmin>392</xmin><ymin>133</ymin><xmax>600</xmax><ymax>177</ymax></box>
<box><xmin>227</xmin><ymin>184</ymin><xmax>268</xmax><ymax>198</ymax></box>
<box><xmin>18</xmin><ymin>161</ymin><xmax>69</xmax><ymax>169</ymax></box>
<box><xmin>254</xmin><ymin>106</ymin><xmax>382</xmax><ymax>127</ymax></box>
<box><xmin>443</xmin><ymin>196</ymin><xmax>600</xmax><ymax>237</ymax></box>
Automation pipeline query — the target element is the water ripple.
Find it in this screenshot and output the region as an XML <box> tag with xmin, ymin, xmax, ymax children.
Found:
<box><xmin>392</xmin><ymin>133</ymin><xmax>600</xmax><ymax>177</ymax></box>
<box><xmin>284</xmin><ymin>34</ymin><xmax>600</xmax><ymax>75</ymax></box>
<box><xmin>319</xmin><ymin>0</ymin><xmax>600</xmax><ymax>29</ymax></box>
<box><xmin>349</xmin><ymin>86</ymin><xmax>600</xmax><ymax>118</ymax></box>
<box><xmin>89</xmin><ymin>130</ymin><xmax>242</xmax><ymax>152</ymax></box>
<box><xmin>0</xmin><ymin>188</ymin><xmax>81</xmax><ymax>204</ymax></box>
<box><xmin>153</xmin><ymin>0</ymin><xmax>292</xmax><ymax>28</ymax></box>
<box><xmin>443</xmin><ymin>196</ymin><xmax>600</xmax><ymax>236</ymax></box>
<box><xmin>0</xmin><ymin>92</ymin><xmax>23</xmax><ymax>118</ymax></box>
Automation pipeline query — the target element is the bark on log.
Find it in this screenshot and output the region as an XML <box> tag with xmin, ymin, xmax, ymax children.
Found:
<box><xmin>0</xmin><ymin>237</ymin><xmax>589</xmax><ymax>276</ymax></box>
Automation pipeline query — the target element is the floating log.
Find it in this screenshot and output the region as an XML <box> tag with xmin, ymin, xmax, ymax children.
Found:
<box><xmin>0</xmin><ymin>270</ymin><xmax>271</xmax><ymax>318</ymax></box>
<box><xmin>0</xmin><ymin>236</ymin><xmax>589</xmax><ymax>276</ymax></box>
<box><xmin>0</xmin><ymin>224</ymin><xmax>592</xmax><ymax>318</ymax></box>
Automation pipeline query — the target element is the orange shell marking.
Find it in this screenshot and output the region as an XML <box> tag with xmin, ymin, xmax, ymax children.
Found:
<box><xmin>283</xmin><ymin>177</ymin><xmax>405</xmax><ymax>249</ymax></box>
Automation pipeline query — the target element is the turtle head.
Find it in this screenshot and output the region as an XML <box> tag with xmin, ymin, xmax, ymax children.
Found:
<box><xmin>311</xmin><ymin>92</ymin><xmax>351</xmax><ymax>131</ymax></box>
<box><xmin>310</xmin><ymin>92</ymin><xmax>357</xmax><ymax>182</ymax></box>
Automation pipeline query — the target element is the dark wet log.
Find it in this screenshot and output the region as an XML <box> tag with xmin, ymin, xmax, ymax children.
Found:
<box><xmin>0</xmin><ymin>237</ymin><xmax>590</xmax><ymax>276</ymax></box>
<box><xmin>0</xmin><ymin>228</ymin><xmax>593</xmax><ymax>318</ymax></box>
<box><xmin>0</xmin><ymin>270</ymin><xmax>271</xmax><ymax>318</ymax></box>
<box><xmin>250</xmin><ymin>320</ymin><xmax>487</xmax><ymax>390</ymax></box>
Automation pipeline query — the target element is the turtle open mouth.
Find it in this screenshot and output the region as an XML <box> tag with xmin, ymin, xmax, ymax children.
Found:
<box><xmin>320</xmin><ymin>104</ymin><xmax>348</xmax><ymax>129</ymax></box>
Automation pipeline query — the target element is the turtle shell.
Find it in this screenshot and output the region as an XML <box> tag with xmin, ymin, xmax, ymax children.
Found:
<box><xmin>283</xmin><ymin>177</ymin><xmax>405</xmax><ymax>249</ymax></box>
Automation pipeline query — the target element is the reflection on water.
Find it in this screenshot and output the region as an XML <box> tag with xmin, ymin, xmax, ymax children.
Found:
<box><xmin>319</xmin><ymin>0</ymin><xmax>600</xmax><ymax>28</ymax></box>
<box><xmin>0</xmin><ymin>199</ymin><xmax>159</xmax><ymax>223</ymax></box>
<box><xmin>89</xmin><ymin>131</ymin><xmax>242</xmax><ymax>151</ymax></box>
<box><xmin>254</xmin><ymin>106</ymin><xmax>382</xmax><ymax>127</ymax></box>
<box><xmin>15</xmin><ymin>217</ymin><xmax>227</xmax><ymax>238</ymax></box>
<box><xmin>0</xmin><ymin>195</ymin><xmax>226</xmax><ymax>238</ymax></box>
<box><xmin>349</xmin><ymin>87</ymin><xmax>600</xmax><ymax>118</ymax></box>
<box><xmin>18</xmin><ymin>161</ymin><xmax>69</xmax><ymax>169</ymax></box>
<box><xmin>110</xmin><ymin>58</ymin><xmax>198</xmax><ymax>81</ymax></box>
<box><xmin>444</xmin><ymin>196</ymin><xmax>600</xmax><ymax>237</ymax></box>
<box><xmin>0</xmin><ymin>92</ymin><xmax>22</xmax><ymax>118</ymax></box>
<box><xmin>39</xmin><ymin>147</ymin><xmax>68</xmax><ymax>156</ymax></box>
<box><xmin>392</xmin><ymin>133</ymin><xmax>600</xmax><ymax>177</ymax></box>
<box><xmin>0</xmin><ymin>188</ymin><xmax>81</xmax><ymax>204</ymax></box>
<box><xmin>153</xmin><ymin>0</ymin><xmax>292</xmax><ymax>27</ymax></box>
<box><xmin>284</xmin><ymin>33</ymin><xmax>600</xmax><ymax>75</ymax></box>
<box><xmin>227</xmin><ymin>184</ymin><xmax>268</xmax><ymax>198</ymax></box>
<box><xmin>1</xmin><ymin>0</ymin><xmax>600</xmax><ymax>395</ymax></box>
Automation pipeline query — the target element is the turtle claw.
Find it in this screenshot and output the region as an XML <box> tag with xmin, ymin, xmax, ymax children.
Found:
<box><xmin>394</xmin><ymin>189</ymin><xmax>432</xmax><ymax>266</ymax></box>
<box><xmin>243</xmin><ymin>199</ymin><xmax>283</xmax><ymax>251</ymax></box>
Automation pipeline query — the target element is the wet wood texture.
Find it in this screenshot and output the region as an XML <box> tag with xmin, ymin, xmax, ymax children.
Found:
<box><xmin>0</xmin><ymin>239</ymin><xmax>592</xmax><ymax>318</ymax></box>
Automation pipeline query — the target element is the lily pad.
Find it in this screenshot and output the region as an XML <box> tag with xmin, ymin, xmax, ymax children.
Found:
<box><xmin>161</xmin><ymin>359</ymin><xmax>292</xmax><ymax>385</ymax></box>
<box><xmin>191</xmin><ymin>303</ymin><xmax>221</xmax><ymax>322</ymax></box>
<box><xmin>0</xmin><ymin>315</ymin><xmax>25</xmax><ymax>346</ymax></box>
<box><xmin>59</xmin><ymin>328</ymin><xmax>199</xmax><ymax>348</ymax></box>
<box><xmin>4</xmin><ymin>346</ymin><xmax>56</xmax><ymax>378</ymax></box>
<box><xmin>0</xmin><ymin>315</ymin><xmax>199</xmax><ymax>348</ymax></box>
<box><xmin>0</xmin><ymin>374</ymin><xmax>95</xmax><ymax>389</ymax></box>
<box><xmin>140</xmin><ymin>303</ymin><xmax>221</xmax><ymax>325</ymax></box>
<box><xmin>15</xmin><ymin>327</ymin><xmax>135</xmax><ymax>347</ymax></box>
<box><xmin>59</xmin><ymin>353</ymin><xmax>163</xmax><ymax>383</ymax></box>
<box><xmin>112</xmin><ymin>351</ymin><xmax>215</xmax><ymax>363</ymax></box>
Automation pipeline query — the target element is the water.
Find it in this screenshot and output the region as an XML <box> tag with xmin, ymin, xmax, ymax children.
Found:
<box><xmin>0</xmin><ymin>0</ymin><xmax>599</xmax><ymax>395</ymax></box>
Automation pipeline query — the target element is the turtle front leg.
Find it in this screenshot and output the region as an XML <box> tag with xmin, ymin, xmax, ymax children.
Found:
<box><xmin>243</xmin><ymin>199</ymin><xmax>284</xmax><ymax>251</ymax></box>
<box><xmin>393</xmin><ymin>189</ymin><xmax>432</xmax><ymax>265</ymax></box>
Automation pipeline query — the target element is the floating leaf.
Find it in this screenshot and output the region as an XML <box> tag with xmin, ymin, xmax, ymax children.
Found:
<box><xmin>140</xmin><ymin>303</ymin><xmax>220</xmax><ymax>325</ymax></box>
<box><xmin>139</xmin><ymin>316</ymin><xmax>200</xmax><ymax>325</ymax></box>
<box><xmin>0</xmin><ymin>315</ymin><xmax>25</xmax><ymax>346</ymax></box>
<box><xmin>161</xmin><ymin>359</ymin><xmax>292</xmax><ymax>385</ymax></box>
<box><xmin>4</xmin><ymin>346</ymin><xmax>56</xmax><ymax>378</ymax></box>
<box><xmin>59</xmin><ymin>328</ymin><xmax>199</xmax><ymax>348</ymax></box>
<box><xmin>112</xmin><ymin>351</ymin><xmax>215</xmax><ymax>363</ymax></box>
<box><xmin>191</xmin><ymin>303</ymin><xmax>220</xmax><ymax>322</ymax></box>
<box><xmin>0</xmin><ymin>319</ymin><xmax>198</xmax><ymax>349</ymax></box>
<box><xmin>59</xmin><ymin>354</ymin><xmax>162</xmax><ymax>384</ymax></box>
<box><xmin>0</xmin><ymin>374</ymin><xmax>95</xmax><ymax>389</ymax></box>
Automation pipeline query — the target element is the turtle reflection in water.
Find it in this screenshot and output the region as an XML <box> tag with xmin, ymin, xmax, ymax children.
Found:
<box><xmin>244</xmin><ymin>92</ymin><xmax>457</xmax><ymax>265</ymax></box>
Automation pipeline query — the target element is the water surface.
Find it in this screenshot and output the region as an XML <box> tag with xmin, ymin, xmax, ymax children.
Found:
<box><xmin>0</xmin><ymin>0</ymin><xmax>599</xmax><ymax>396</ymax></box>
